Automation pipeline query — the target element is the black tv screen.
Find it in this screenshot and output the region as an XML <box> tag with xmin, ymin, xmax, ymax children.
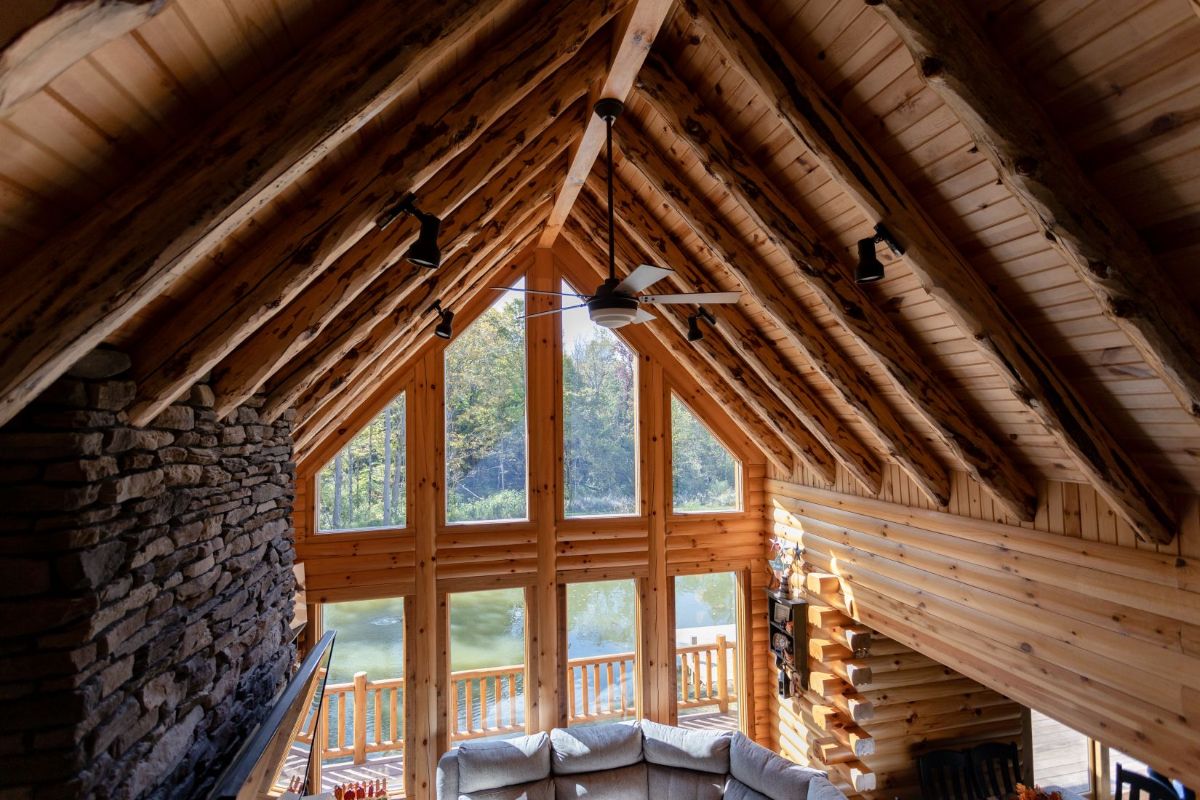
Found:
<box><xmin>209</xmin><ymin>631</ymin><xmax>335</xmax><ymax>799</ymax></box>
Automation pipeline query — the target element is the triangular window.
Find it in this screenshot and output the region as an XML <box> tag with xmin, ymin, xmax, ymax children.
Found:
<box><xmin>671</xmin><ymin>394</ymin><xmax>740</xmax><ymax>513</ymax></box>
<box><xmin>316</xmin><ymin>392</ymin><xmax>406</xmax><ymax>532</ymax></box>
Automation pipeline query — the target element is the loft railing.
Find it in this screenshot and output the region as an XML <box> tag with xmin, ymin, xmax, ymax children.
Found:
<box><xmin>298</xmin><ymin>637</ymin><xmax>735</xmax><ymax>767</ymax></box>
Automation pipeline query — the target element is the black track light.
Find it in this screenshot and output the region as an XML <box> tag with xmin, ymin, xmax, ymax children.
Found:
<box><xmin>431</xmin><ymin>300</ymin><xmax>454</xmax><ymax>340</ymax></box>
<box><xmin>376</xmin><ymin>193</ymin><xmax>442</xmax><ymax>269</ymax></box>
<box><xmin>855</xmin><ymin>223</ymin><xmax>904</xmax><ymax>284</ymax></box>
<box><xmin>687</xmin><ymin>308</ymin><xmax>716</xmax><ymax>342</ymax></box>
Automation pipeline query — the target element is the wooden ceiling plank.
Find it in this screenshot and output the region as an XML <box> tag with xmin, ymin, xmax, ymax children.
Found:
<box><xmin>294</xmin><ymin>202</ymin><xmax>552</xmax><ymax>453</ymax></box>
<box><xmin>576</xmin><ymin>188</ymin><xmax>849</xmax><ymax>489</ymax></box>
<box><xmin>616</xmin><ymin>121</ymin><xmax>953</xmax><ymax>511</ymax></box>
<box><xmin>289</xmin><ymin>160</ymin><xmax>564</xmax><ymax>430</ymax></box>
<box><xmin>635</xmin><ymin>51</ymin><xmax>1036</xmax><ymax>523</ymax></box>
<box><xmin>873</xmin><ymin>0</ymin><xmax>1200</xmax><ymax>422</ymax></box>
<box><xmin>693</xmin><ymin>0</ymin><xmax>1177</xmax><ymax>543</ymax></box>
<box><xmin>0</xmin><ymin>0</ymin><xmax>162</xmax><ymax>115</ymax></box>
<box><xmin>123</xmin><ymin>0</ymin><xmax>625</xmax><ymax>426</ymax></box>
<box><xmin>536</xmin><ymin>0</ymin><xmax>674</xmax><ymax>248</ymax></box>
<box><xmin>583</xmin><ymin>170</ymin><xmax>884</xmax><ymax>493</ymax></box>
<box><xmin>262</xmin><ymin>132</ymin><xmax>577</xmax><ymax>427</ymax></box>
<box><xmin>207</xmin><ymin>46</ymin><xmax>606</xmax><ymax>418</ymax></box>
<box><xmin>572</xmin><ymin>190</ymin><xmax>838</xmax><ymax>482</ymax></box>
<box><xmin>559</xmin><ymin>220</ymin><xmax>795</xmax><ymax>474</ymax></box>
<box><xmin>0</xmin><ymin>0</ymin><xmax>509</xmax><ymax>428</ymax></box>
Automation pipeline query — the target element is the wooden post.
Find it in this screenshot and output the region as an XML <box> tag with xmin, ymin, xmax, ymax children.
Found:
<box><xmin>353</xmin><ymin>671</ymin><xmax>368</xmax><ymax>765</ymax></box>
<box><xmin>638</xmin><ymin>359</ymin><xmax>672</xmax><ymax>723</ymax></box>
<box><xmin>716</xmin><ymin>635</ymin><xmax>729</xmax><ymax>713</ymax></box>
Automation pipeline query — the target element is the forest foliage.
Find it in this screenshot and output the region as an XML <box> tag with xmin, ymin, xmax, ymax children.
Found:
<box><xmin>316</xmin><ymin>281</ymin><xmax>740</xmax><ymax>531</ymax></box>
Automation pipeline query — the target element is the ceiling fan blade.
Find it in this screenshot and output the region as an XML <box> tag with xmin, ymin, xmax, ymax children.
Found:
<box><xmin>639</xmin><ymin>291</ymin><xmax>742</xmax><ymax>305</ymax></box>
<box><xmin>521</xmin><ymin>304</ymin><xmax>587</xmax><ymax>320</ymax></box>
<box><xmin>492</xmin><ymin>287</ymin><xmax>589</xmax><ymax>298</ymax></box>
<box><xmin>629</xmin><ymin>308</ymin><xmax>656</xmax><ymax>325</ymax></box>
<box><xmin>615</xmin><ymin>264</ymin><xmax>673</xmax><ymax>294</ymax></box>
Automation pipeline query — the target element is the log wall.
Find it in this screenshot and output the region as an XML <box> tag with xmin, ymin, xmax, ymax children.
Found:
<box><xmin>766</xmin><ymin>466</ymin><xmax>1200</xmax><ymax>791</ymax></box>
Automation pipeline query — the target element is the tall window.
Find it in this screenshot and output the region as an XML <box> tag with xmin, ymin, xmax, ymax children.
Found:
<box><xmin>566</xmin><ymin>580</ymin><xmax>638</xmax><ymax>724</ymax></box>
<box><xmin>562</xmin><ymin>280</ymin><xmax>637</xmax><ymax>517</ymax></box>
<box><xmin>318</xmin><ymin>599</ymin><xmax>406</xmax><ymax>789</ymax></box>
<box><xmin>674</xmin><ymin>572</ymin><xmax>739</xmax><ymax>731</ymax></box>
<box><xmin>671</xmin><ymin>395</ymin><xmax>740</xmax><ymax>513</ymax></box>
<box><xmin>449</xmin><ymin>588</ymin><xmax>527</xmax><ymax>742</ymax></box>
<box><xmin>316</xmin><ymin>392</ymin><xmax>406</xmax><ymax>532</ymax></box>
<box><xmin>445</xmin><ymin>280</ymin><xmax>528</xmax><ymax>523</ymax></box>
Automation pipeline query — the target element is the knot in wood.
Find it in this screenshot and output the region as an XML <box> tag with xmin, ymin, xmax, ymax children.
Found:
<box><xmin>1108</xmin><ymin>295</ymin><xmax>1139</xmax><ymax>319</ymax></box>
<box><xmin>1014</xmin><ymin>156</ymin><xmax>1039</xmax><ymax>176</ymax></box>
<box><xmin>1085</xmin><ymin>259</ymin><xmax>1110</xmax><ymax>279</ymax></box>
<box><xmin>920</xmin><ymin>56</ymin><xmax>943</xmax><ymax>78</ymax></box>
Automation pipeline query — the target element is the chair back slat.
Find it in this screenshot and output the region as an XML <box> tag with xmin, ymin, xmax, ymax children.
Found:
<box><xmin>1116</xmin><ymin>763</ymin><xmax>1180</xmax><ymax>800</ymax></box>
<box><xmin>970</xmin><ymin>741</ymin><xmax>1022</xmax><ymax>799</ymax></box>
<box><xmin>919</xmin><ymin>749</ymin><xmax>977</xmax><ymax>800</ymax></box>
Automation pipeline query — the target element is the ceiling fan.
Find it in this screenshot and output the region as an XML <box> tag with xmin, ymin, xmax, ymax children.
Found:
<box><xmin>494</xmin><ymin>98</ymin><xmax>740</xmax><ymax>329</ymax></box>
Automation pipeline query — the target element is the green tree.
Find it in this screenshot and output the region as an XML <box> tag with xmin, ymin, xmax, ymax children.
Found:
<box><xmin>671</xmin><ymin>395</ymin><xmax>739</xmax><ymax>512</ymax></box>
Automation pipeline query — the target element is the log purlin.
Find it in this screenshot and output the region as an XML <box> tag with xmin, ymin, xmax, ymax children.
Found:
<box><xmin>0</xmin><ymin>0</ymin><xmax>510</xmax><ymax>428</ymax></box>
<box><xmin>687</xmin><ymin>0</ymin><xmax>1177</xmax><ymax>543</ymax></box>
<box><xmin>873</xmin><ymin>0</ymin><xmax>1200</xmax><ymax>422</ymax></box>
<box><xmin>124</xmin><ymin>0</ymin><xmax>628</xmax><ymax>427</ymax></box>
<box><xmin>632</xmin><ymin>52</ymin><xmax>1038</xmax><ymax>523</ymax></box>
<box><xmin>766</xmin><ymin>477</ymin><xmax>1200</xmax><ymax>790</ymax></box>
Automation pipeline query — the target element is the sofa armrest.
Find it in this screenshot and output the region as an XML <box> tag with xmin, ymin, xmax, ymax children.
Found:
<box><xmin>437</xmin><ymin>750</ymin><xmax>460</xmax><ymax>800</ymax></box>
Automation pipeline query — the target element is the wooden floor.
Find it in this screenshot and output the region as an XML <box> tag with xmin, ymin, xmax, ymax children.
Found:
<box><xmin>296</xmin><ymin>710</ymin><xmax>738</xmax><ymax>797</ymax></box>
<box><xmin>1031</xmin><ymin>710</ymin><xmax>1154</xmax><ymax>798</ymax></box>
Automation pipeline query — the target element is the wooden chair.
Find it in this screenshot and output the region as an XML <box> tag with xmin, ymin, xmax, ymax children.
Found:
<box><xmin>1116</xmin><ymin>764</ymin><xmax>1180</xmax><ymax>800</ymax></box>
<box><xmin>918</xmin><ymin>749</ymin><xmax>979</xmax><ymax>800</ymax></box>
<box><xmin>970</xmin><ymin>741</ymin><xmax>1022</xmax><ymax>799</ymax></box>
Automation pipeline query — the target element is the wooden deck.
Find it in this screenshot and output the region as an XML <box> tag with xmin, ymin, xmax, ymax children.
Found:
<box><xmin>296</xmin><ymin>710</ymin><xmax>738</xmax><ymax>797</ymax></box>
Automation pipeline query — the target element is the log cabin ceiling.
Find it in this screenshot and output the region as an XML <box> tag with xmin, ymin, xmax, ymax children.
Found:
<box><xmin>2</xmin><ymin>0</ymin><xmax>1200</xmax><ymax>539</ymax></box>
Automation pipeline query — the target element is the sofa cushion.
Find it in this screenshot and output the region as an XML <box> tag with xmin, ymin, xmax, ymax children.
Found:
<box><xmin>460</xmin><ymin>776</ymin><xmax>554</xmax><ymax>800</ymax></box>
<box><xmin>437</xmin><ymin>751</ymin><xmax>461</xmax><ymax>800</ymax></box>
<box><xmin>729</xmin><ymin>733</ymin><xmax>829</xmax><ymax>799</ymax></box>
<box><xmin>805</xmin><ymin>774</ymin><xmax>847</xmax><ymax>800</ymax></box>
<box><xmin>648</xmin><ymin>763</ymin><xmax>724</xmax><ymax>800</ymax></box>
<box><xmin>457</xmin><ymin>732</ymin><xmax>551</xmax><ymax>794</ymax></box>
<box><xmin>550</xmin><ymin>722</ymin><xmax>643</xmax><ymax>774</ymax></box>
<box><xmin>553</xmin><ymin>762</ymin><xmax>648</xmax><ymax>800</ymax></box>
<box><xmin>724</xmin><ymin>777</ymin><xmax>771</xmax><ymax>800</ymax></box>
<box><xmin>640</xmin><ymin>718</ymin><xmax>731</xmax><ymax>774</ymax></box>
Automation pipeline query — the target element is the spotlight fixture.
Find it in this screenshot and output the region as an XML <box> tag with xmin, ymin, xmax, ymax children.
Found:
<box><xmin>431</xmin><ymin>300</ymin><xmax>454</xmax><ymax>340</ymax></box>
<box><xmin>376</xmin><ymin>193</ymin><xmax>443</xmax><ymax>269</ymax></box>
<box><xmin>687</xmin><ymin>308</ymin><xmax>716</xmax><ymax>342</ymax></box>
<box><xmin>855</xmin><ymin>223</ymin><xmax>904</xmax><ymax>284</ymax></box>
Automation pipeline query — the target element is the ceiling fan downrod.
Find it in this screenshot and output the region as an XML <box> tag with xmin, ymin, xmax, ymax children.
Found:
<box><xmin>595</xmin><ymin>98</ymin><xmax>624</xmax><ymax>284</ymax></box>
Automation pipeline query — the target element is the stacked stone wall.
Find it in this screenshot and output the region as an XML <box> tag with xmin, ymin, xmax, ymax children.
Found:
<box><xmin>0</xmin><ymin>349</ymin><xmax>297</xmax><ymax>800</ymax></box>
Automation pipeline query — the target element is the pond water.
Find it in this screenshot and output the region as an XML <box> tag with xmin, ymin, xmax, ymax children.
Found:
<box><xmin>322</xmin><ymin>573</ymin><xmax>737</xmax><ymax>684</ymax></box>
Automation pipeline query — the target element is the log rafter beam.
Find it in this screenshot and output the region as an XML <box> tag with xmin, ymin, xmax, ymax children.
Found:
<box><xmin>0</xmin><ymin>0</ymin><xmax>163</xmax><ymax>115</ymax></box>
<box><xmin>558</xmin><ymin>221</ymin><xmax>795</xmax><ymax>474</ymax></box>
<box><xmin>872</xmin><ymin>0</ymin><xmax>1200</xmax><ymax>421</ymax></box>
<box><xmin>571</xmin><ymin>192</ymin><xmax>835</xmax><ymax>480</ymax></box>
<box><xmin>690</xmin><ymin>0</ymin><xmax>1177</xmax><ymax>542</ymax></box>
<box><xmin>615</xmin><ymin>121</ymin><xmax>953</xmax><ymax>509</ymax></box>
<box><xmin>537</xmin><ymin>0</ymin><xmax>674</xmax><ymax>248</ymax></box>
<box><xmin>634</xmin><ymin>51</ymin><xmax>1036</xmax><ymax>521</ymax></box>
<box><xmin>0</xmin><ymin>0</ymin><xmax>510</xmax><ymax>427</ymax></box>
<box><xmin>207</xmin><ymin>42</ymin><xmax>607</xmax><ymax>418</ymax></box>
<box><xmin>290</xmin><ymin>164</ymin><xmax>563</xmax><ymax>444</ymax></box>
<box><xmin>582</xmin><ymin>172</ymin><xmax>884</xmax><ymax>492</ymax></box>
<box><xmin>123</xmin><ymin>0</ymin><xmax>625</xmax><ymax>427</ymax></box>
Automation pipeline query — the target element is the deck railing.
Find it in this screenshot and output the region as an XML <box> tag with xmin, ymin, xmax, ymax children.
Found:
<box><xmin>300</xmin><ymin>637</ymin><xmax>735</xmax><ymax>766</ymax></box>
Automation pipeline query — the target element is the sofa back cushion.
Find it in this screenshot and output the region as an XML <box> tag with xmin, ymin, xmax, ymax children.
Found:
<box><xmin>729</xmin><ymin>732</ymin><xmax>829</xmax><ymax>799</ymax></box>
<box><xmin>724</xmin><ymin>776</ymin><xmax>772</xmax><ymax>800</ymax></box>
<box><xmin>553</xmin><ymin>762</ymin><xmax>648</xmax><ymax>800</ymax></box>
<box><xmin>457</xmin><ymin>732</ymin><xmax>552</xmax><ymax>794</ymax></box>
<box><xmin>649</xmin><ymin>763</ymin><xmax>724</xmax><ymax>800</ymax></box>
<box><xmin>550</xmin><ymin>722</ymin><xmax>643</xmax><ymax>774</ymax></box>
<box><xmin>640</xmin><ymin>718</ymin><xmax>731</xmax><ymax>774</ymax></box>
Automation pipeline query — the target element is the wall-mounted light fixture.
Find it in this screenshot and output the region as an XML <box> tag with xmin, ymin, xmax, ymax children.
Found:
<box><xmin>855</xmin><ymin>223</ymin><xmax>904</xmax><ymax>284</ymax></box>
<box><xmin>431</xmin><ymin>300</ymin><xmax>454</xmax><ymax>340</ymax></box>
<box><xmin>376</xmin><ymin>193</ymin><xmax>443</xmax><ymax>269</ymax></box>
<box><xmin>687</xmin><ymin>307</ymin><xmax>717</xmax><ymax>342</ymax></box>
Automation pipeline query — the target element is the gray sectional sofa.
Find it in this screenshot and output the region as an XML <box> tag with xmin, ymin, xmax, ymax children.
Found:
<box><xmin>436</xmin><ymin>719</ymin><xmax>847</xmax><ymax>800</ymax></box>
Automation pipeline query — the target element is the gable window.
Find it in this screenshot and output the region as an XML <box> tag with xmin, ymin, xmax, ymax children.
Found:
<box><xmin>445</xmin><ymin>279</ymin><xmax>528</xmax><ymax>523</ymax></box>
<box><xmin>562</xmin><ymin>280</ymin><xmax>637</xmax><ymax>517</ymax></box>
<box><xmin>671</xmin><ymin>394</ymin><xmax>740</xmax><ymax>513</ymax></box>
<box><xmin>316</xmin><ymin>392</ymin><xmax>406</xmax><ymax>532</ymax></box>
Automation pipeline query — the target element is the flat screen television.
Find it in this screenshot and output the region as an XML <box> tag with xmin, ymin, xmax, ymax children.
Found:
<box><xmin>209</xmin><ymin>631</ymin><xmax>335</xmax><ymax>799</ymax></box>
